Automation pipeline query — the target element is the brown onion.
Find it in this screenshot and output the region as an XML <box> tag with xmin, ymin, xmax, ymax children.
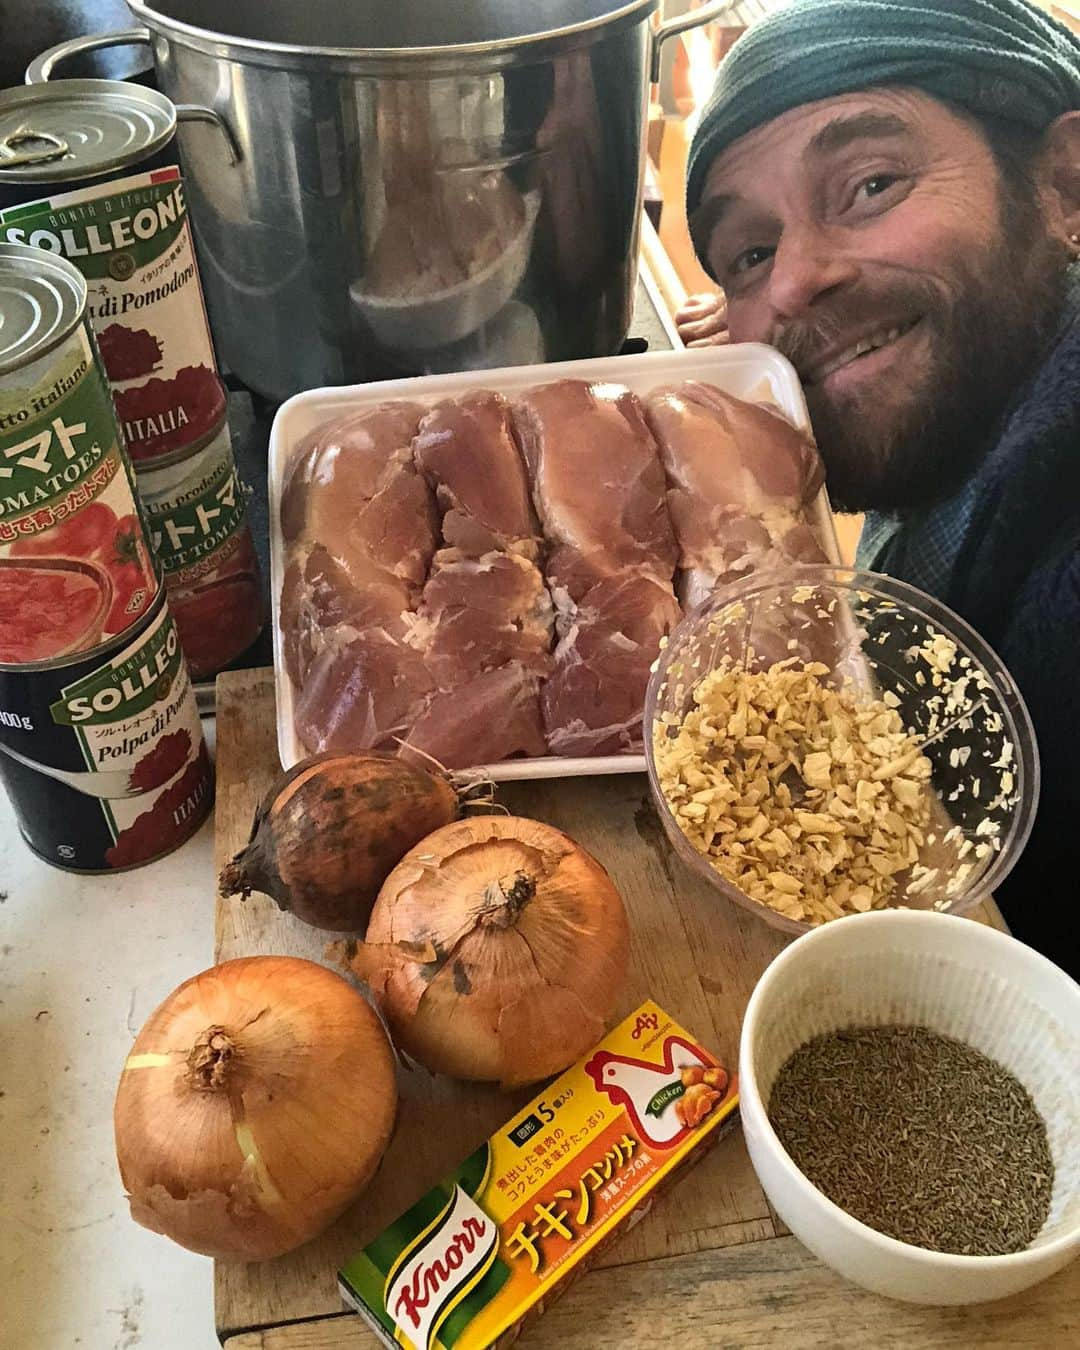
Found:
<box><xmin>219</xmin><ymin>753</ymin><xmax>459</xmax><ymax>930</ymax></box>
<box><xmin>337</xmin><ymin>816</ymin><xmax>630</xmax><ymax>1088</ymax></box>
<box><xmin>115</xmin><ymin>956</ymin><xmax>397</xmax><ymax>1260</ymax></box>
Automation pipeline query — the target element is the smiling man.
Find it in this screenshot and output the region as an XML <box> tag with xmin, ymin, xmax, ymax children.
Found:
<box><xmin>682</xmin><ymin>0</ymin><xmax>1080</xmax><ymax>973</ymax></box>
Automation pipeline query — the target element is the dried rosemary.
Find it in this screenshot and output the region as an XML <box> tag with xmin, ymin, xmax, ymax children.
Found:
<box><xmin>767</xmin><ymin>1024</ymin><xmax>1053</xmax><ymax>1255</ymax></box>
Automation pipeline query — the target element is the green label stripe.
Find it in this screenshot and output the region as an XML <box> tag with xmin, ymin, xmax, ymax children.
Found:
<box><xmin>363</xmin><ymin>1146</ymin><xmax>492</xmax><ymax>1278</ymax></box>
<box><xmin>0</xmin><ymin>168</ymin><xmax>178</xmax><ymax>221</ymax></box>
<box><xmin>144</xmin><ymin>455</ymin><xmax>246</xmax><ymax>573</ymax></box>
<box><xmin>0</xmin><ymin>359</ymin><xmax>122</xmax><ymax>522</ymax></box>
<box><xmin>339</xmin><ymin>1251</ymin><xmax>510</xmax><ymax>1350</ymax></box>
<box><xmin>51</xmin><ymin>607</ymin><xmax>182</xmax><ymax>726</ymax></box>
<box><xmin>646</xmin><ymin>1081</ymin><xmax>685</xmax><ymax>1117</ymax></box>
<box><xmin>0</xmin><ymin>176</ymin><xmax>189</xmax><ymax>277</ymax></box>
<box><xmin>342</xmin><ymin>1143</ymin><xmax>499</xmax><ymax>1345</ymax></box>
<box><xmin>436</xmin><ymin>1259</ymin><xmax>510</xmax><ymax>1349</ymax></box>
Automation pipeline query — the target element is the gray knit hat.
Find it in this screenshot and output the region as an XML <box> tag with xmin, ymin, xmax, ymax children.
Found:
<box><xmin>687</xmin><ymin>0</ymin><xmax>1080</xmax><ymax>218</ymax></box>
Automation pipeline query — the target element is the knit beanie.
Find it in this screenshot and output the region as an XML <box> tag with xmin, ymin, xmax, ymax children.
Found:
<box><xmin>687</xmin><ymin>0</ymin><xmax>1080</xmax><ymax>217</ymax></box>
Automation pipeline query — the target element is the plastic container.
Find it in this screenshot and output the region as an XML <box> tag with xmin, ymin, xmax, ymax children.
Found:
<box><xmin>269</xmin><ymin>343</ymin><xmax>841</xmax><ymax>776</ymax></box>
<box><xmin>738</xmin><ymin>910</ymin><xmax>1080</xmax><ymax>1305</ymax></box>
<box><xmin>645</xmin><ymin>565</ymin><xmax>1039</xmax><ymax>932</ymax></box>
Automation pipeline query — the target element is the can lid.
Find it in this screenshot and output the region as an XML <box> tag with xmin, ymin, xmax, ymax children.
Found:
<box><xmin>0</xmin><ymin>241</ymin><xmax>85</xmax><ymax>374</ymax></box>
<box><xmin>0</xmin><ymin>79</ymin><xmax>175</xmax><ymax>186</ymax></box>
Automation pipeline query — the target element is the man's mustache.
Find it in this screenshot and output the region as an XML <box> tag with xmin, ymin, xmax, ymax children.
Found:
<box><xmin>772</xmin><ymin>313</ymin><xmax>847</xmax><ymax>378</ymax></box>
<box><xmin>770</xmin><ymin>279</ymin><xmax>945</xmax><ymax>380</ymax></box>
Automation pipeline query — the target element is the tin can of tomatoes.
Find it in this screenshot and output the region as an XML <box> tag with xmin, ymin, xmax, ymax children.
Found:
<box><xmin>136</xmin><ymin>417</ymin><xmax>264</xmax><ymax>678</ymax></box>
<box><xmin>0</xmin><ymin>242</ymin><xmax>159</xmax><ymax>663</ymax></box>
<box><xmin>0</xmin><ymin>584</ymin><xmax>213</xmax><ymax>872</ymax></box>
<box><xmin>0</xmin><ymin>80</ymin><xmax>227</xmax><ymax>463</ymax></box>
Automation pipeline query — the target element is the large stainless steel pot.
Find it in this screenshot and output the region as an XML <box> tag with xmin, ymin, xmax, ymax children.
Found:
<box><xmin>29</xmin><ymin>1</ymin><xmax>730</xmax><ymax>402</ymax></box>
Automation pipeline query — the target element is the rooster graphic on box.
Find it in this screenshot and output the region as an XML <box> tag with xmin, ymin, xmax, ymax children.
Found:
<box><xmin>586</xmin><ymin>1034</ymin><xmax>727</xmax><ymax>1148</ymax></box>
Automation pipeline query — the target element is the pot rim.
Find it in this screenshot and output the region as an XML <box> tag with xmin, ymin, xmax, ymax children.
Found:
<box><xmin>127</xmin><ymin>0</ymin><xmax>659</xmax><ymax>72</ymax></box>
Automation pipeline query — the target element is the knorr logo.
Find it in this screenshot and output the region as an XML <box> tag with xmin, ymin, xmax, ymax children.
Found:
<box><xmin>385</xmin><ymin>1186</ymin><xmax>499</xmax><ymax>1350</ymax></box>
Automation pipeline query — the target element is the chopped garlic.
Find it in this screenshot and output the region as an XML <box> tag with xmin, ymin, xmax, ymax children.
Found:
<box><xmin>653</xmin><ymin>658</ymin><xmax>937</xmax><ymax>927</ymax></box>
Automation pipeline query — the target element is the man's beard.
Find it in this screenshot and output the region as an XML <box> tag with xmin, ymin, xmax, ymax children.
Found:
<box><xmin>772</xmin><ymin>224</ymin><xmax>1071</xmax><ymax>514</ymax></box>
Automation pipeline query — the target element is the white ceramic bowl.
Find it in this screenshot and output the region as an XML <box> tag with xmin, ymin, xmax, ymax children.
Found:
<box><xmin>738</xmin><ymin>910</ymin><xmax>1080</xmax><ymax>1305</ymax></box>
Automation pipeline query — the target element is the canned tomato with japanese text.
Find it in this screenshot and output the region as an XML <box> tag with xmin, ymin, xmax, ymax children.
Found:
<box><xmin>136</xmin><ymin>418</ymin><xmax>264</xmax><ymax>678</ymax></box>
<box><xmin>0</xmin><ymin>80</ymin><xmax>227</xmax><ymax>463</ymax></box>
<box><xmin>0</xmin><ymin>242</ymin><xmax>159</xmax><ymax>664</ymax></box>
<box><xmin>0</xmin><ymin>584</ymin><xmax>213</xmax><ymax>872</ymax></box>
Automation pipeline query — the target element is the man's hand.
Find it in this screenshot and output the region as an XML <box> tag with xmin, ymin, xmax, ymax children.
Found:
<box><xmin>675</xmin><ymin>291</ymin><xmax>729</xmax><ymax>347</ymax></box>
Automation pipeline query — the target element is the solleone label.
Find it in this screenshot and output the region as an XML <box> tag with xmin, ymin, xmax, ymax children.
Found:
<box><xmin>135</xmin><ymin>422</ymin><xmax>264</xmax><ymax>678</ymax></box>
<box><xmin>0</xmin><ymin>167</ymin><xmax>226</xmax><ymax>461</ymax></box>
<box><xmin>0</xmin><ymin>590</ymin><xmax>211</xmax><ymax>871</ymax></box>
<box><xmin>0</xmin><ymin>323</ymin><xmax>158</xmax><ymax>662</ymax></box>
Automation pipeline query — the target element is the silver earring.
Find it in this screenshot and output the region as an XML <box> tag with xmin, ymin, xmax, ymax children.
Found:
<box><xmin>1071</xmin><ymin>232</ymin><xmax>1080</xmax><ymax>245</ymax></box>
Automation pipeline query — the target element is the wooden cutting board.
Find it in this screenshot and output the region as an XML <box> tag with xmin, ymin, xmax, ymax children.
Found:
<box><xmin>212</xmin><ymin>668</ymin><xmax>1077</xmax><ymax>1348</ymax></box>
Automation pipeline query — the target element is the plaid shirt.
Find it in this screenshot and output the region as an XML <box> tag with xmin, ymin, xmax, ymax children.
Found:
<box><xmin>855</xmin><ymin>475</ymin><xmax>980</xmax><ymax>600</ymax></box>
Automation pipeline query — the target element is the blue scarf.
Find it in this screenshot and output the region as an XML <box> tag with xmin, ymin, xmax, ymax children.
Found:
<box><xmin>863</xmin><ymin>273</ymin><xmax>1080</xmax><ymax>635</ymax></box>
<box><xmin>867</xmin><ymin>277</ymin><xmax>1080</xmax><ymax>974</ymax></box>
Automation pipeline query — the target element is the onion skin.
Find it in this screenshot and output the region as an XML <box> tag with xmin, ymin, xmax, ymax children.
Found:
<box><xmin>338</xmin><ymin>816</ymin><xmax>630</xmax><ymax>1088</ymax></box>
<box><xmin>219</xmin><ymin>753</ymin><xmax>458</xmax><ymax>931</ymax></box>
<box><xmin>114</xmin><ymin>956</ymin><xmax>397</xmax><ymax>1260</ymax></box>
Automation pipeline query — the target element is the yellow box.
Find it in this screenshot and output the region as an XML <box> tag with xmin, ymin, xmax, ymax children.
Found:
<box><xmin>339</xmin><ymin>1000</ymin><xmax>739</xmax><ymax>1350</ymax></box>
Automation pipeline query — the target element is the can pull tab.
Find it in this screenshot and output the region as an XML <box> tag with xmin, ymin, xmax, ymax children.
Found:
<box><xmin>0</xmin><ymin>126</ymin><xmax>70</xmax><ymax>167</ymax></box>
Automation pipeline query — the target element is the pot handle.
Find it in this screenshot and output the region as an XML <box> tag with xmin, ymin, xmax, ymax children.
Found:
<box><xmin>650</xmin><ymin>0</ymin><xmax>739</xmax><ymax>83</ymax></box>
<box><xmin>25</xmin><ymin>29</ymin><xmax>242</xmax><ymax>165</ymax></box>
<box><xmin>25</xmin><ymin>28</ymin><xmax>153</xmax><ymax>84</ymax></box>
<box><xmin>174</xmin><ymin>106</ymin><xmax>243</xmax><ymax>165</ymax></box>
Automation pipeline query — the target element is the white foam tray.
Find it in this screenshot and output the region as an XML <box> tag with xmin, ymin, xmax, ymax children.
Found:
<box><xmin>269</xmin><ymin>343</ymin><xmax>841</xmax><ymax>778</ymax></box>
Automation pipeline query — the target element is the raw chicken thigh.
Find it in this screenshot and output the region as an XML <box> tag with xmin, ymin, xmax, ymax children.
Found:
<box><xmin>280</xmin><ymin>545</ymin><xmax>409</xmax><ymax>689</ymax></box>
<box><xmin>405</xmin><ymin>391</ymin><xmax>554</xmax><ymax>767</ymax></box>
<box><xmin>644</xmin><ymin>381</ymin><xmax>828</xmax><ymax>610</ymax></box>
<box><xmin>414</xmin><ymin>390</ymin><xmax>539</xmax><ymax>558</ymax></box>
<box><xmin>294</xmin><ymin>627</ymin><xmax>434</xmax><ymax>755</ymax></box>
<box><xmin>539</xmin><ymin>570</ymin><xmax>682</xmax><ymax>755</ymax></box>
<box><xmin>281</xmin><ymin>401</ymin><xmax>436</xmax><ymax>587</ymax></box>
<box><xmin>511</xmin><ymin>380</ymin><xmax>681</xmax><ymax>754</ymax></box>
<box><xmin>513</xmin><ymin>378</ymin><xmax>677</xmax><ymax>599</ymax></box>
<box><xmin>645</xmin><ymin>381</ymin><xmax>836</xmax><ymax>668</ymax></box>
<box><xmin>280</xmin><ymin>402</ymin><xmax>438</xmax><ymax>753</ymax></box>
<box><xmin>413</xmin><ymin>551</ymin><xmax>553</xmax><ymax>686</ymax></box>
<box><xmin>400</xmin><ymin>663</ymin><xmax>548</xmax><ymax>769</ymax></box>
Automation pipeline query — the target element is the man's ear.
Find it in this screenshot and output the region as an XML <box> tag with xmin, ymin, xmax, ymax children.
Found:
<box><xmin>1038</xmin><ymin>110</ymin><xmax>1080</xmax><ymax>244</ymax></box>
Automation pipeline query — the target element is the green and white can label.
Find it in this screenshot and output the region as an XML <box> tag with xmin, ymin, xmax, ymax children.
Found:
<box><xmin>0</xmin><ymin>166</ymin><xmax>226</xmax><ymax>462</ymax></box>
<box><xmin>136</xmin><ymin>419</ymin><xmax>264</xmax><ymax>679</ymax></box>
<box><xmin>0</xmin><ymin>588</ymin><xmax>212</xmax><ymax>871</ymax></box>
<box><xmin>0</xmin><ymin>316</ymin><xmax>159</xmax><ymax>663</ymax></box>
<box><xmin>139</xmin><ymin>421</ymin><xmax>248</xmax><ymax>582</ymax></box>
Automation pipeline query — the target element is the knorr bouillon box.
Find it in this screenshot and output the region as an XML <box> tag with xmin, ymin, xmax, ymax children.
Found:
<box><xmin>339</xmin><ymin>1001</ymin><xmax>739</xmax><ymax>1350</ymax></box>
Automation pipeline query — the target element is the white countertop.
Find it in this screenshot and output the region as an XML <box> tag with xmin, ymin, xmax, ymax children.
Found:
<box><xmin>1</xmin><ymin>721</ymin><xmax>218</xmax><ymax>1350</ymax></box>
